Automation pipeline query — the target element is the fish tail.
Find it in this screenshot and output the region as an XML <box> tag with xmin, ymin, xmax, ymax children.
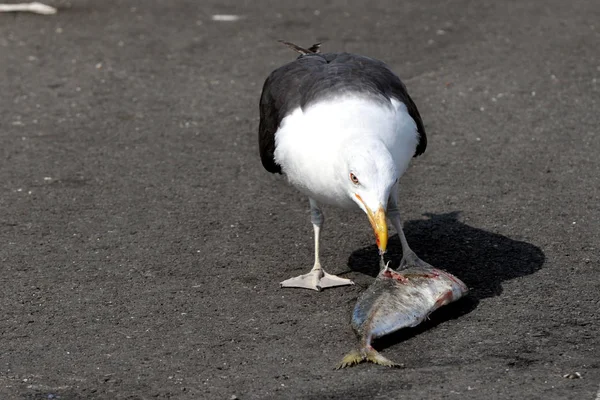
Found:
<box><xmin>336</xmin><ymin>349</ymin><xmax>365</xmax><ymax>369</ymax></box>
<box><xmin>365</xmin><ymin>348</ymin><xmax>403</xmax><ymax>368</ymax></box>
<box><xmin>336</xmin><ymin>347</ymin><xmax>403</xmax><ymax>369</ymax></box>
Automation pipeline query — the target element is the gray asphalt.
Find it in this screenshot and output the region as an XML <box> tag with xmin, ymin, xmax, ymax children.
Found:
<box><xmin>1</xmin><ymin>0</ymin><xmax>599</xmax><ymax>399</ymax></box>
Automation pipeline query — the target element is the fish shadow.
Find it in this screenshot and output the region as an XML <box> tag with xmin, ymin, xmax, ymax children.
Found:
<box><xmin>348</xmin><ymin>211</ymin><xmax>546</xmax><ymax>300</ymax></box>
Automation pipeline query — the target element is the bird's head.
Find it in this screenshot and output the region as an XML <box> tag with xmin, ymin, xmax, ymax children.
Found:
<box><xmin>341</xmin><ymin>140</ymin><xmax>398</xmax><ymax>255</ymax></box>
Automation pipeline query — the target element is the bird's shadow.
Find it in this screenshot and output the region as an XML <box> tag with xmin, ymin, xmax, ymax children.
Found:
<box><xmin>346</xmin><ymin>211</ymin><xmax>545</xmax><ymax>350</ymax></box>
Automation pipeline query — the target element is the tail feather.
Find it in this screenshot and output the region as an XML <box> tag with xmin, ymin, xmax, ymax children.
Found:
<box><xmin>336</xmin><ymin>347</ymin><xmax>403</xmax><ymax>369</ymax></box>
<box><xmin>278</xmin><ymin>40</ymin><xmax>321</xmax><ymax>55</ymax></box>
<box><xmin>307</xmin><ymin>42</ymin><xmax>322</xmax><ymax>53</ymax></box>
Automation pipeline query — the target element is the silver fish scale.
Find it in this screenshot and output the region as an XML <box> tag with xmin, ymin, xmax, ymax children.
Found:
<box><xmin>351</xmin><ymin>266</ymin><xmax>468</xmax><ymax>342</ymax></box>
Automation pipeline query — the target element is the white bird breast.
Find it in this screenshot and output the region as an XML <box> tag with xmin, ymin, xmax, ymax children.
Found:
<box><xmin>274</xmin><ymin>95</ymin><xmax>419</xmax><ymax>208</ymax></box>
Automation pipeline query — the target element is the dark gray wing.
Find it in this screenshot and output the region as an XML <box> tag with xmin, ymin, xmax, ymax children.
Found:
<box><xmin>258</xmin><ymin>53</ymin><xmax>426</xmax><ymax>174</ymax></box>
<box><xmin>258</xmin><ymin>76</ymin><xmax>282</xmax><ymax>174</ymax></box>
<box><xmin>258</xmin><ymin>56</ymin><xmax>327</xmax><ymax>174</ymax></box>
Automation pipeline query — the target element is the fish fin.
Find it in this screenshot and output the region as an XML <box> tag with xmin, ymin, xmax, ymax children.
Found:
<box><xmin>365</xmin><ymin>348</ymin><xmax>404</xmax><ymax>368</ymax></box>
<box><xmin>336</xmin><ymin>347</ymin><xmax>404</xmax><ymax>369</ymax></box>
<box><xmin>335</xmin><ymin>350</ymin><xmax>365</xmax><ymax>369</ymax></box>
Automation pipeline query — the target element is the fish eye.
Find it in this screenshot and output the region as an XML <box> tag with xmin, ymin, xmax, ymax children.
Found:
<box><xmin>350</xmin><ymin>172</ymin><xmax>359</xmax><ymax>185</ymax></box>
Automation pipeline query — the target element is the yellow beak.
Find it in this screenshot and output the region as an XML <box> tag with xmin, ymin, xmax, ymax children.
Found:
<box><xmin>368</xmin><ymin>205</ymin><xmax>388</xmax><ymax>254</ymax></box>
<box><xmin>355</xmin><ymin>195</ymin><xmax>388</xmax><ymax>254</ymax></box>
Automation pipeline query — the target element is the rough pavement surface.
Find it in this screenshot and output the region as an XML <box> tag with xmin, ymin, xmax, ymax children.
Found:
<box><xmin>1</xmin><ymin>0</ymin><xmax>599</xmax><ymax>399</ymax></box>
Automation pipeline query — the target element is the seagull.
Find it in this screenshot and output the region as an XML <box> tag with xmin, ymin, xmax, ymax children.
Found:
<box><xmin>258</xmin><ymin>41</ymin><xmax>428</xmax><ymax>291</ymax></box>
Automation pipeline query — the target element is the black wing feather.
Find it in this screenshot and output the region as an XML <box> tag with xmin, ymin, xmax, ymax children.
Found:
<box><xmin>258</xmin><ymin>56</ymin><xmax>327</xmax><ymax>174</ymax></box>
<box><xmin>258</xmin><ymin>76</ymin><xmax>282</xmax><ymax>173</ymax></box>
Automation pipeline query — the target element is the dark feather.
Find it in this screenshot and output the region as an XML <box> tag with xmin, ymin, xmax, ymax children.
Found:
<box><xmin>308</xmin><ymin>42</ymin><xmax>322</xmax><ymax>54</ymax></box>
<box><xmin>278</xmin><ymin>40</ymin><xmax>322</xmax><ymax>55</ymax></box>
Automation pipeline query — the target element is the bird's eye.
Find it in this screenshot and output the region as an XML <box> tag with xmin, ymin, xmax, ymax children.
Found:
<box><xmin>350</xmin><ymin>173</ymin><xmax>359</xmax><ymax>185</ymax></box>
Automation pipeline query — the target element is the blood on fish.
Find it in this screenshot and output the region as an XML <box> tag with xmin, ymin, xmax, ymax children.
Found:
<box><xmin>433</xmin><ymin>290</ymin><xmax>456</xmax><ymax>308</ymax></box>
<box><xmin>382</xmin><ymin>269</ymin><xmax>408</xmax><ymax>283</ymax></box>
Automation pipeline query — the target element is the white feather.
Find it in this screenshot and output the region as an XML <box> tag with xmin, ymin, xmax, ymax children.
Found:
<box><xmin>274</xmin><ymin>95</ymin><xmax>419</xmax><ymax>208</ymax></box>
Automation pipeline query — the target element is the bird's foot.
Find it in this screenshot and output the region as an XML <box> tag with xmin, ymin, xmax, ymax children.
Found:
<box><xmin>398</xmin><ymin>251</ymin><xmax>434</xmax><ymax>271</ymax></box>
<box><xmin>280</xmin><ymin>268</ymin><xmax>354</xmax><ymax>291</ymax></box>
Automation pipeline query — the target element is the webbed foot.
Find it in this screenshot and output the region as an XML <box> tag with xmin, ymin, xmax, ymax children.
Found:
<box><xmin>280</xmin><ymin>268</ymin><xmax>354</xmax><ymax>291</ymax></box>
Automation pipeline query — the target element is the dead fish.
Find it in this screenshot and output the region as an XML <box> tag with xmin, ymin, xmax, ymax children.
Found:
<box><xmin>337</xmin><ymin>263</ymin><xmax>468</xmax><ymax>369</ymax></box>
